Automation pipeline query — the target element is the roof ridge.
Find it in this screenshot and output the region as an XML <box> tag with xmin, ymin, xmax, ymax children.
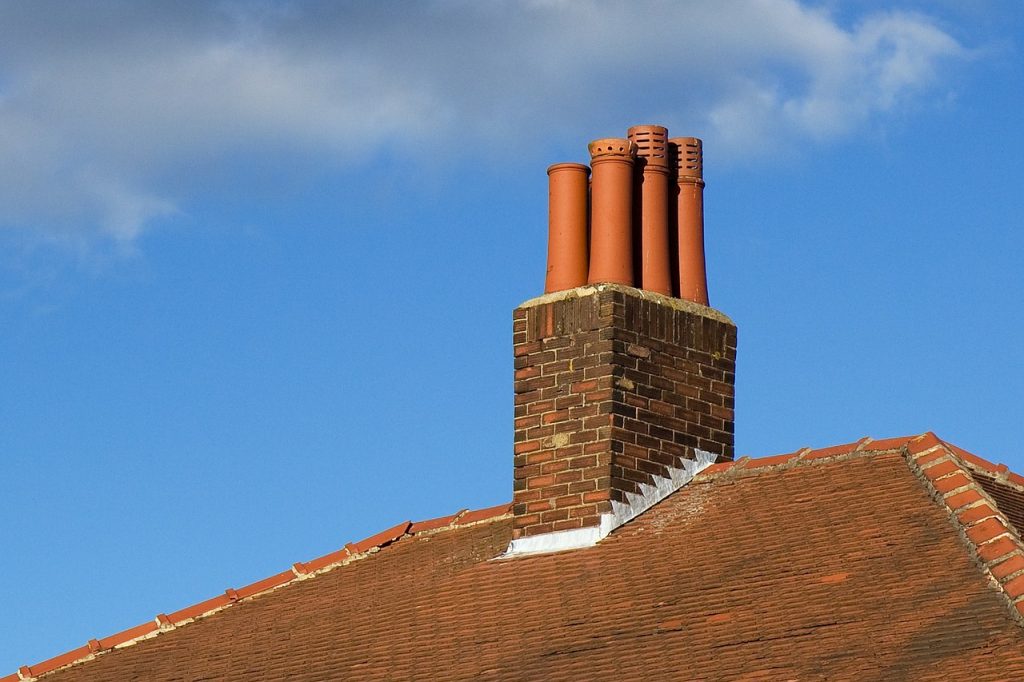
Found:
<box><xmin>695</xmin><ymin>434</ymin><xmax>912</xmax><ymax>480</ymax></box>
<box><xmin>941</xmin><ymin>441</ymin><xmax>1024</xmax><ymax>491</ymax></box>
<box><xmin>693</xmin><ymin>432</ymin><xmax>1024</xmax><ymax>630</ymax></box>
<box><xmin>902</xmin><ymin>433</ymin><xmax>1024</xmax><ymax>627</ymax></box>
<box><xmin>5</xmin><ymin>502</ymin><xmax>513</xmax><ymax>681</ymax></box>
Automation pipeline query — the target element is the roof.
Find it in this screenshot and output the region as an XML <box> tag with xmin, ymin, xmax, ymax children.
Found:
<box><xmin>10</xmin><ymin>432</ymin><xmax>1024</xmax><ymax>680</ymax></box>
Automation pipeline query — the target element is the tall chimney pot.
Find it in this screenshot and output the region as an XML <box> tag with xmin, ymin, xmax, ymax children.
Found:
<box><xmin>671</xmin><ymin>137</ymin><xmax>709</xmax><ymax>306</ymax></box>
<box><xmin>587</xmin><ymin>138</ymin><xmax>636</xmax><ymax>287</ymax></box>
<box><xmin>545</xmin><ymin>163</ymin><xmax>590</xmax><ymax>293</ymax></box>
<box><xmin>628</xmin><ymin>125</ymin><xmax>673</xmax><ymax>297</ymax></box>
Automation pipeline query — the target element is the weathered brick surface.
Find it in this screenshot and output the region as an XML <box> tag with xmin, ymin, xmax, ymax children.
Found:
<box><xmin>512</xmin><ymin>284</ymin><xmax>736</xmax><ymax>538</ymax></box>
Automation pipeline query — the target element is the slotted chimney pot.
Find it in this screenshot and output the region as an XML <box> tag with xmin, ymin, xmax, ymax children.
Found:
<box><xmin>671</xmin><ymin>137</ymin><xmax>709</xmax><ymax>305</ymax></box>
<box><xmin>586</xmin><ymin>138</ymin><xmax>636</xmax><ymax>287</ymax></box>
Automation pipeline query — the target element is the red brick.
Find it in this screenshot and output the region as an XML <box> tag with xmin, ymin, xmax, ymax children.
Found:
<box><xmin>514</xmin><ymin>439</ymin><xmax>541</xmax><ymax>454</ymax></box>
<box><xmin>555</xmin><ymin>469</ymin><xmax>583</xmax><ymax>483</ymax></box>
<box><xmin>932</xmin><ymin>473</ymin><xmax>971</xmax><ymax>494</ymax></box>
<box><xmin>514</xmin><ymin>341</ymin><xmax>541</xmax><ymax>356</ymax></box>
<box><xmin>569</xmin><ymin>504</ymin><xmax>604</xmax><ymax>518</ymax></box>
<box><xmin>921</xmin><ymin>459</ymin><xmax>959</xmax><ymax>480</ymax></box>
<box><xmin>514</xmin><ymin>415</ymin><xmax>541</xmax><ymax>429</ymax></box>
<box><xmin>966</xmin><ymin>518</ymin><xmax>1007</xmax><ymax>545</ymax></box>
<box><xmin>957</xmin><ymin>504</ymin><xmax>997</xmax><ymax>526</ymax></box>
<box><xmin>554</xmin><ymin>493</ymin><xmax>582</xmax><ymax>507</ymax></box>
<box><xmin>914</xmin><ymin>450</ymin><xmax>947</xmax><ymax>467</ymax></box>
<box><xmin>514</xmin><ymin>366</ymin><xmax>541</xmax><ymax>380</ymax></box>
<box><xmin>539</xmin><ymin>484</ymin><xmax>569</xmax><ymax>498</ymax></box>
<box><xmin>526</xmin><ymin>450</ymin><xmax>555</xmax><ymax>465</ymax></box>
<box><xmin>991</xmin><ymin>553</ymin><xmax>1024</xmax><ymax>580</ymax></box>
<box><xmin>906</xmin><ymin>432</ymin><xmax>943</xmax><ymax>455</ymax></box>
<box><xmin>946</xmin><ymin>489</ymin><xmax>984</xmax><ymax>510</ymax></box>
<box><xmin>1003</xmin><ymin>573</ymin><xmax>1024</xmax><ymax>599</ymax></box>
<box><xmin>526</xmin><ymin>399</ymin><xmax>555</xmax><ymax>415</ymax></box>
<box><xmin>513</xmin><ymin>513</ymin><xmax>540</xmax><ymax>528</ymax></box>
<box><xmin>522</xmin><ymin>522</ymin><xmax>554</xmax><ymax>536</ymax></box>
<box><xmin>570</xmin><ymin>379</ymin><xmax>599</xmax><ymax>393</ymax></box>
<box><xmin>543</xmin><ymin>409</ymin><xmax>572</xmax><ymax>424</ymax></box>
<box><xmin>552</xmin><ymin>518</ymin><xmax>584</xmax><ymax>532</ymax></box>
<box><xmin>541</xmin><ymin>508</ymin><xmax>569</xmax><ymax>522</ymax></box>
<box><xmin>541</xmin><ymin>459</ymin><xmax>570</xmax><ymax>474</ymax></box>
<box><xmin>569</xmin><ymin>455</ymin><xmax>598</xmax><ymax>469</ymax></box>
<box><xmin>527</xmin><ymin>474</ymin><xmax>555</xmax><ymax>489</ymax></box>
<box><xmin>978</xmin><ymin>536</ymin><xmax>1019</xmax><ymax>563</ymax></box>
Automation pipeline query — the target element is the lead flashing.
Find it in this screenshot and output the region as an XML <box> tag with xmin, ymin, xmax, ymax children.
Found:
<box><xmin>504</xmin><ymin>449</ymin><xmax>717</xmax><ymax>557</ymax></box>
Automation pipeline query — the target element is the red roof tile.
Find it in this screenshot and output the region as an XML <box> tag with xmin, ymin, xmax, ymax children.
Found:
<box><xmin>233</xmin><ymin>569</ymin><xmax>294</xmax><ymax>600</ymax></box>
<box><xmin>454</xmin><ymin>503</ymin><xmax>512</xmax><ymax>525</ymax></box>
<box><xmin>21</xmin><ymin>646</ymin><xmax>91</xmax><ymax>678</ymax></box>
<box><xmin>166</xmin><ymin>594</ymin><xmax>233</xmax><ymax>624</ymax></box>
<box><xmin>349</xmin><ymin>521</ymin><xmax>412</xmax><ymax>555</ymax></box>
<box><xmin>861</xmin><ymin>435</ymin><xmax>914</xmax><ymax>451</ymax></box>
<box><xmin>408</xmin><ymin>511</ymin><xmax>463</xmax><ymax>534</ymax></box>
<box><xmin>14</xmin><ymin>437</ymin><xmax>1024</xmax><ymax>680</ymax></box>
<box><xmin>298</xmin><ymin>547</ymin><xmax>352</xmax><ymax>574</ymax></box>
<box><xmin>95</xmin><ymin>621</ymin><xmax>157</xmax><ymax>650</ymax></box>
<box><xmin>801</xmin><ymin>437</ymin><xmax>869</xmax><ymax>460</ymax></box>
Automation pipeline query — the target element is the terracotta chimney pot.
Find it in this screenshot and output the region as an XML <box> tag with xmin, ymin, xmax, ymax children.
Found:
<box><xmin>587</xmin><ymin>138</ymin><xmax>636</xmax><ymax>286</ymax></box>
<box><xmin>545</xmin><ymin>163</ymin><xmax>590</xmax><ymax>293</ymax></box>
<box><xmin>628</xmin><ymin>125</ymin><xmax>673</xmax><ymax>297</ymax></box>
<box><xmin>670</xmin><ymin>137</ymin><xmax>709</xmax><ymax>305</ymax></box>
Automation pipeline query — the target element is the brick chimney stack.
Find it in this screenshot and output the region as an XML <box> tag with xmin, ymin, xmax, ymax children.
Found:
<box><xmin>510</xmin><ymin>126</ymin><xmax>736</xmax><ymax>555</ymax></box>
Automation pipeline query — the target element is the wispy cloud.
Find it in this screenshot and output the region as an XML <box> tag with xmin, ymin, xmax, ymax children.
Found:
<box><xmin>0</xmin><ymin>0</ymin><xmax>967</xmax><ymax>244</ymax></box>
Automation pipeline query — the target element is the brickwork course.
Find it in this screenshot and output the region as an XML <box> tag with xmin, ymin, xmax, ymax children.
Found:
<box><xmin>13</xmin><ymin>434</ymin><xmax>1024</xmax><ymax>681</ymax></box>
<box><xmin>513</xmin><ymin>284</ymin><xmax>736</xmax><ymax>539</ymax></box>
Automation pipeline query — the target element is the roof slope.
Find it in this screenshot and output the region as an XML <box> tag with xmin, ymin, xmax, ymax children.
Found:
<box><xmin>14</xmin><ymin>434</ymin><xmax>1024</xmax><ymax>681</ymax></box>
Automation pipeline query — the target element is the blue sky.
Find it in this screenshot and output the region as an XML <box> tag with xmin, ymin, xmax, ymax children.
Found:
<box><xmin>2</xmin><ymin>0</ymin><xmax>1023</xmax><ymax>673</ymax></box>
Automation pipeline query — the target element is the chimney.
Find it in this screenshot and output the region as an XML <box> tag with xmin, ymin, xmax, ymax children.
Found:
<box><xmin>509</xmin><ymin>125</ymin><xmax>736</xmax><ymax>555</ymax></box>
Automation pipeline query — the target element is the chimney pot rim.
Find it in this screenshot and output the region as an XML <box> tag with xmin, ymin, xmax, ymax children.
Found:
<box><xmin>627</xmin><ymin>124</ymin><xmax>669</xmax><ymax>136</ymax></box>
<box><xmin>668</xmin><ymin>136</ymin><xmax>703</xmax><ymax>145</ymax></box>
<box><xmin>547</xmin><ymin>162</ymin><xmax>590</xmax><ymax>176</ymax></box>
<box><xmin>588</xmin><ymin>138</ymin><xmax>637</xmax><ymax>159</ymax></box>
<box><xmin>639</xmin><ymin>161</ymin><xmax>672</xmax><ymax>175</ymax></box>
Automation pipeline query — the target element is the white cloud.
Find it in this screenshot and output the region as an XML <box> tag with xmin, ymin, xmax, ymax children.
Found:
<box><xmin>0</xmin><ymin>0</ymin><xmax>967</xmax><ymax>243</ymax></box>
